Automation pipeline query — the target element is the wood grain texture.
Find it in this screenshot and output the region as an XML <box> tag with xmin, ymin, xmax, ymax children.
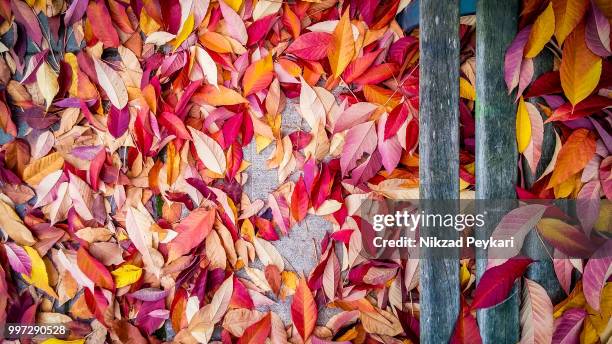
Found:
<box><xmin>475</xmin><ymin>0</ymin><xmax>521</xmax><ymax>343</ymax></box>
<box><xmin>521</xmin><ymin>50</ymin><xmax>566</xmax><ymax>304</ymax></box>
<box><xmin>418</xmin><ymin>1</ymin><xmax>460</xmax><ymax>343</ymax></box>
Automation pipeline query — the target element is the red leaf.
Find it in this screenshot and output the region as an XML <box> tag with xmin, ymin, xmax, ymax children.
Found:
<box><xmin>77</xmin><ymin>247</ymin><xmax>115</xmax><ymax>290</ymax></box>
<box><xmin>384</xmin><ymin>103</ymin><xmax>409</xmax><ymax>140</ymax></box>
<box><xmin>87</xmin><ymin>0</ymin><xmax>120</xmax><ymax>47</ymax></box>
<box><xmin>471</xmin><ymin>257</ymin><xmax>533</xmax><ymax>310</ymax></box>
<box><xmin>89</xmin><ymin>147</ymin><xmax>106</xmax><ymax>191</ymax></box>
<box><xmin>405</xmin><ymin>118</ymin><xmax>419</xmax><ymax>152</ymax></box>
<box><xmin>158</xmin><ymin>112</ymin><xmax>191</xmax><ymax>140</ymax></box>
<box><xmin>524</xmin><ymin>71</ymin><xmax>562</xmax><ymax>98</ymax></box>
<box><xmin>291</xmin><ymin>278</ymin><xmax>318</xmax><ymax>341</ymax></box>
<box><xmin>343</xmin><ymin>50</ymin><xmax>382</xmax><ymax>83</ymax></box>
<box><xmin>84</xmin><ymin>287</ymin><xmax>109</xmax><ymax>326</ymax></box>
<box><xmin>451</xmin><ymin>297</ymin><xmax>482</xmax><ymax>344</ymax></box>
<box><xmin>546</xmin><ymin>95</ymin><xmax>612</xmax><ymax>122</ymax></box>
<box><xmin>291</xmin><ymin>175</ymin><xmax>309</xmax><ymax>222</ymax></box>
<box><xmin>353</xmin><ymin>63</ymin><xmax>398</xmax><ymax>85</ymax></box>
<box><xmin>286</xmin><ymin>32</ymin><xmax>333</xmax><ymax>60</ymax></box>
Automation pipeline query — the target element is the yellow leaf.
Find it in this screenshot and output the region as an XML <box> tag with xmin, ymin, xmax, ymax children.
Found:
<box><xmin>459</xmin><ymin>77</ymin><xmax>476</xmax><ymax>100</ymax></box>
<box><xmin>173</xmin><ymin>13</ymin><xmax>194</xmax><ymax>50</ymax></box>
<box><xmin>36</xmin><ymin>61</ymin><xmax>59</xmax><ymax>110</ymax></box>
<box><xmin>559</xmin><ymin>23</ymin><xmax>602</xmax><ymax>105</ymax></box>
<box><xmin>255</xmin><ymin>134</ymin><xmax>273</xmax><ymax>153</ymax></box>
<box><xmin>328</xmin><ymin>9</ymin><xmax>355</xmax><ymax>78</ymax></box>
<box><xmin>22</xmin><ymin>152</ymin><xmax>64</xmax><ymax>186</ymax></box>
<box><xmin>553</xmin><ymin>0</ymin><xmax>588</xmax><ymax>46</ymax></box>
<box><xmin>580</xmin><ymin>316</ymin><xmax>599</xmax><ymax>344</ymax></box>
<box><xmin>0</xmin><ymin>198</ymin><xmax>36</xmax><ymax>245</ymax></box>
<box><xmin>64</xmin><ymin>53</ymin><xmax>79</xmax><ymax>97</ymax></box>
<box><xmin>516</xmin><ymin>97</ymin><xmax>531</xmax><ymax>153</ymax></box>
<box><xmin>41</xmin><ymin>339</ymin><xmax>85</xmax><ymax>344</ymax></box>
<box><xmin>22</xmin><ymin>246</ymin><xmax>58</xmax><ymax>298</ymax></box>
<box><xmin>223</xmin><ymin>0</ymin><xmax>242</xmax><ymax>12</ymax></box>
<box><xmin>111</xmin><ymin>264</ymin><xmax>143</xmax><ymax>288</ymax></box>
<box><xmin>525</xmin><ymin>3</ymin><xmax>555</xmax><ymax>57</ymax></box>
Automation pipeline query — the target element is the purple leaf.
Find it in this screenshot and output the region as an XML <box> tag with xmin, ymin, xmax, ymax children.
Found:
<box><xmin>128</xmin><ymin>288</ymin><xmax>170</xmax><ymax>302</ymax></box>
<box><xmin>504</xmin><ymin>25</ymin><xmax>532</xmax><ymax>92</ymax></box>
<box><xmin>11</xmin><ymin>0</ymin><xmax>43</xmax><ymax>46</ymax></box>
<box><xmin>64</xmin><ymin>0</ymin><xmax>88</xmax><ymax>27</ymax></box>
<box><xmin>516</xmin><ymin>58</ymin><xmax>534</xmax><ymax>100</ymax></box>
<box><xmin>107</xmin><ymin>105</ymin><xmax>130</xmax><ymax>138</ymax></box>
<box><xmin>585</xmin><ymin>1</ymin><xmax>611</xmax><ymax>57</ymax></box>
<box><xmin>552</xmin><ymin>308</ymin><xmax>587</xmax><ymax>344</ymax></box>
<box><xmin>576</xmin><ymin>180</ymin><xmax>601</xmax><ymax>236</ymax></box>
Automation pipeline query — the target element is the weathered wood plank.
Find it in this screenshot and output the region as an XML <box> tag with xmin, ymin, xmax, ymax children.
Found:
<box><xmin>475</xmin><ymin>0</ymin><xmax>521</xmax><ymax>343</ymax></box>
<box><xmin>521</xmin><ymin>50</ymin><xmax>566</xmax><ymax>304</ymax></box>
<box><xmin>419</xmin><ymin>1</ymin><xmax>460</xmax><ymax>343</ymax></box>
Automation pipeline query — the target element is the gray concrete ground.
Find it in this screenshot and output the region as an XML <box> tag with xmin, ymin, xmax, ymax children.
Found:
<box><xmin>244</xmin><ymin>96</ymin><xmax>339</xmax><ymax>325</ymax></box>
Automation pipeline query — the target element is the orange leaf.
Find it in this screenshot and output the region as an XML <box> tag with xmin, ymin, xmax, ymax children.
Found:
<box><xmin>328</xmin><ymin>9</ymin><xmax>355</xmax><ymax>78</ymax></box>
<box><xmin>237</xmin><ymin>312</ymin><xmax>271</xmax><ymax>344</ymax></box>
<box><xmin>193</xmin><ymin>85</ymin><xmax>248</xmax><ymax>106</ymax></box>
<box><xmin>242</xmin><ymin>54</ymin><xmax>274</xmax><ymax>96</ymax></box>
<box><xmin>290</xmin><ymin>278</ymin><xmax>317</xmax><ymax>341</ymax></box>
<box><xmin>167</xmin><ymin>207</ymin><xmax>216</xmax><ymax>262</ymax></box>
<box><xmin>547</xmin><ymin>128</ymin><xmax>596</xmax><ymax>188</ymax></box>
<box><xmin>559</xmin><ymin>23</ymin><xmax>602</xmax><ymax>105</ymax></box>
<box><xmin>290</xmin><ymin>175</ymin><xmax>309</xmax><ymax>222</ymax></box>
<box><xmin>553</xmin><ymin>0</ymin><xmax>588</xmax><ymax>45</ymax></box>
<box><xmin>77</xmin><ymin>247</ymin><xmax>115</xmax><ymax>290</ymax></box>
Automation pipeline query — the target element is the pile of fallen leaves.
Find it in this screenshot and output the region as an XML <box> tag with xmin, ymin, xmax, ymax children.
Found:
<box><xmin>0</xmin><ymin>0</ymin><xmax>609</xmax><ymax>343</ymax></box>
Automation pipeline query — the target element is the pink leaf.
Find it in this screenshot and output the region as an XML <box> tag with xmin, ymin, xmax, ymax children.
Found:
<box><xmin>491</xmin><ymin>204</ymin><xmax>547</xmax><ymax>257</ymax></box>
<box><xmin>516</xmin><ymin>58</ymin><xmax>534</xmax><ymax>100</ymax></box>
<box><xmin>504</xmin><ymin>25</ymin><xmax>532</xmax><ymax>92</ymax></box>
<box><xmin>340</xmin><ymin>121</ymin><xmax>377</xmax><ymax>176</ymax></box>
<box><xmin>377</xmin><ymin>113</ymin><xmax>402</xmax><ymax>173</ymax></box>
<box><xmin>523</xmin><ymin>102</ymin><xmax>544</xmax><ymax>174</ymax></box>
<box><xmin>5</xmin><ymin>242</ymin><xmax>32</xmax><ymax>275</ymax></box>
<box><xmin>582</xmin><ymin>241</ymin><xmax>612</xmax><ymax>311</ymax></box>
<box><xmin>553</xmin><ymin>252</ymin><xmax>574</xmax><ymax>295</ymax></box>
<box><xmin>520</xmin><ymin>278</ymin><xmax>554</xmax><ymax>344</ymax></box>
<box><xmin>333</xmin><ymin>102</ymin><xmax>377</xmax><ymax>133</ymax></box>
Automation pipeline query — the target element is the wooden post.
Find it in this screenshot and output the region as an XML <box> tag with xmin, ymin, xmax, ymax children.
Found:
<box><xmin>522</xmin><ymin>51</ymin><xmax>566</xmax><ymax>303</ymax></box>
<box><xmin>419</xmin><ymin>1</ymin><xmax>460</xmax><ymax>343</ymax></box>
<box><xmin>475</xmin><ymin>0</ymin><xmax>521</xmax><ymax>343</ymax></box>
